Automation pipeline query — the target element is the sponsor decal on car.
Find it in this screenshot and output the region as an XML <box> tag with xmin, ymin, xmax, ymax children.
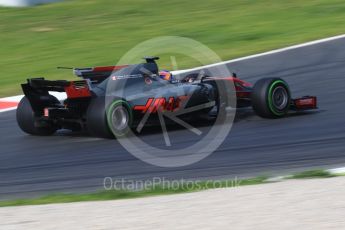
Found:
<box><xmin>133</xmin><ymin>96</ymin><xmax>189</xmax><ymax>113</ymax></box>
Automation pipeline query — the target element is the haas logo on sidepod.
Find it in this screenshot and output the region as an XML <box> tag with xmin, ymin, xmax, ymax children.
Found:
<box><xmin>133</xmin><ymin>96</ymin><xmax>189</xmax><ymax>113</ymax></box>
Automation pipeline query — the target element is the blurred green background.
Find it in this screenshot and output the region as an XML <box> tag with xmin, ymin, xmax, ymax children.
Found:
<box><xmin>1</xmin><ymin>0</ymin><xmax>345</xmax><ymax>97</ymax></box>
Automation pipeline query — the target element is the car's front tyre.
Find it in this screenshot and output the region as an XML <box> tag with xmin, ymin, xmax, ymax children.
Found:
<box><xmin>251</xmin><ymin>78</ymin><xmax>291</xmax><ymax>118</ymax></box>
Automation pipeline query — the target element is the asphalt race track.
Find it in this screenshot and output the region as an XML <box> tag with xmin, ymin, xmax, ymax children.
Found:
<box><xmin>1</xmin><ymin>38</ymin><xmax>345</xmax><ymax>200</ymax></box>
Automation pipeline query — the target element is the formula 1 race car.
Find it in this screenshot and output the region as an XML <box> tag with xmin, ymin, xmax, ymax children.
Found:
<box><xmin>16</xmin><ymin>56</ymin><xmax>317</xmax><ymax>138</ymax></box>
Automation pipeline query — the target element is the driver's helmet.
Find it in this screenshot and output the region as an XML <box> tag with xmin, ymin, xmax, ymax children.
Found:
<box><xmin>159</xmin><ymin>70</ymin><xmax>173</xmax><ymax>81</ymax></box>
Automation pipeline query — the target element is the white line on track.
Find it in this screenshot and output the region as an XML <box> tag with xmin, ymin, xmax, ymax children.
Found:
<box><xmin>328</xmin><ymin>167</ymin><xmax>345</xmax><ymax>175</ymax></box>
<box><xmin>0</xmin><ymin>107</ymin><xmax>17</xmax><ymax>113</ymax></box>
<box><xmin>172</xmin><ymin>33</ymin><xmax>345</xmax><ymax>74</ymax></box>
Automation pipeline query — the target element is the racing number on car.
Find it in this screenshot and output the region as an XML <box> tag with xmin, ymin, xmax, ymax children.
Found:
<box><xmin>133</xmin><ymin>96</ymin><xmax>189</xmax><ymax>113</ymax></box>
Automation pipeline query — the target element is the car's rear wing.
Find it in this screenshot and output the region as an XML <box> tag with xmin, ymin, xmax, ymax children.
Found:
<box><xmin>22</xmin><ymin>78</ymin><xmax>92</xmax><ymax>98</ymax></box>
<box><xmin>21</xmin><ymin>78</ymin><xmax>92</xmax><ymax>114</ymax></box>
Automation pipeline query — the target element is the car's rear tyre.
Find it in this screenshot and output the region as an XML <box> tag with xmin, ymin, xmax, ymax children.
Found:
<box><xmin>16</xmin><ymin>97</ymin><xmax>57</xmax><ymax>135</ymax></box>
<box><xmin>106</xmin><ymin>100</ymin><xmax>132</xmax><ymax>137</ymax></box>
<box><xmin>251</xmin><ymin>78</ymin><xmax>291</xmax><ymax>118</ymax></box>
<box><xmin>86</xmin><ymin>97</ymin><xmax>113</xmax><ymax>138</ymax></box>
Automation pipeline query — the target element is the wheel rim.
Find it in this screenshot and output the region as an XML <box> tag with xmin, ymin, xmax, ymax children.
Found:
<box><xmin>111</xmin><ymin>106</ymin><xmax>129</xmax><ymax>131</ymax></box>
<box><xmin>271</xmin><ymin>86</ymin><xmax>288</xmax><ymax>110</ymax></box>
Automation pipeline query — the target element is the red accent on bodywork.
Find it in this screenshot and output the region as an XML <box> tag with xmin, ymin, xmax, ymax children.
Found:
<box><xmin>174</xmin><ymin>95</ymin><xmax>189</xmax><ymax>112</ymax></box>
<box><xmin>236</xmin><ymin>92</ymin><xmax>251</xmax><ymax>98</ymax></box>
<box><xmin>294</xmin><ymin>96</ymin><xmax>317</xmax><ymax>109</ymax></box>
<box><xmin>133</xmin><ymin>96</ymin><xmax>189</xmax><ymax>113</ymax></box>
<box><xmin>44</xmin><ymin>108</ymin><xmax>49</xmax><ymax>117</ymax></box>
<box><xmin>149</xmin><ymin>98</ymin><xmax>165</xmax><ymax>113</ymax></box>
<box><xmin>93</xmin><ymin>65</ymin><xmax>128</xmax><ymax>72</ymax></box>
<box><xmin>208</xmin><ymin>76</ymin><xmax>252</xmax><ymax>98</ymax></box>
<box><xmin>165</xmin><ymin>97</ymin><xmax>175</xmax><ymax>111</ymax></box>
<box><xmin>209</xmin><ymin>77</ymin><xmax>252</xmax><ymax>87</ymax></box>
<box><xmin>64</xmin><ymin>81</ymin><xmax>91</xmax><ymax>99</ymax></box>
<box><xmin>232</xmin><ymin>77</ymin><xmax>252</xmax><ymax>87</ymax></box>
<box><xmin>133</xmin><ymin>98</ymin><xmax>154</xmax><ymax>113</ymax></box>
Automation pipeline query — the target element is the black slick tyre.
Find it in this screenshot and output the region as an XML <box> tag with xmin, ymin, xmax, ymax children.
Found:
<box><xmin>251</xmin><ymin>78</ymin><xmax>291</xmax><ymax>118</ymax></box>
<box><xmin>16</xmin><ymin>97</ymin><xmax>57</xmax><ymax>135</ymax></box>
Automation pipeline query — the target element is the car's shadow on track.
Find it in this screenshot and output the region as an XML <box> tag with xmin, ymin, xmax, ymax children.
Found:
<box><xmin>287</xmin><ymin>110</ymin><xmax>323</xmax><ymax>117</ymax></box>
<box><xmin>54</xmin><ymin>109</ymin><xmax>322</xmax><ymax>138</ymax></box>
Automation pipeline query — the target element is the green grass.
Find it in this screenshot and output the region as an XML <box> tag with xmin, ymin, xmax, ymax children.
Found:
<box><xmin>289</xmin><ymin>170</ymin><xmax>335</xmax><ymax>179</ymax></box>
<box><xmin>0</xmin><ymin>169</ymin><xmax>342</xmax><ymax>207</ymax></box>
<box><xmin>0</xmin><ymin>176</ymin><xmax>267</xmax><ymax>207</ymax></box>
<box><xmin>0</xmin><ymin>0</ymin><xmax>345</xmax><ymax>97</ymax></box>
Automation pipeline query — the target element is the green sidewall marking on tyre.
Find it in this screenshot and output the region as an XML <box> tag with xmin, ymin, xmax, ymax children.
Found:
<box><xmin>267</xmin><ymin>80</ymin><xmax>290</xmax><ymax>116</ymax></box>
<box><xmin>106</xmin><ymin>100</ymin><xmax>132</xmax><ymax>137</ymax></box>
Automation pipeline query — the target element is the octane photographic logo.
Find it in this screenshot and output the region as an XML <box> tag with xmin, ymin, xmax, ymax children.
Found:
<box><xmin>105</xmin><ymin>36</ymin><xmax>236</xmax><ymax>167</ymax></box>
